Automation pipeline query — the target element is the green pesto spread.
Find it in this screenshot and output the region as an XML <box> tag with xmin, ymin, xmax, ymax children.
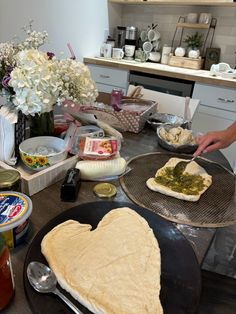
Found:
<box><xmin>154</xmin><ymin>167</ymin><xmax>206</xmax><ymax>195</ymax></box>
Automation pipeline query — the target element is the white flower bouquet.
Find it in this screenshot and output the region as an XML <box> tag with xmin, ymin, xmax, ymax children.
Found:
<box><xmin>0</xmin><ymin>22</ymin><xmax>98</xmax><ymax>116</ymax></box>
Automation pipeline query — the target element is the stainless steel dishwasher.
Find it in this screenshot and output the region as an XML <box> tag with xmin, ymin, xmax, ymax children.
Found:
<box><xmin>129</xmin><ymin>71</ymin><xmax>194</xmax><ymax>97</ymax></box>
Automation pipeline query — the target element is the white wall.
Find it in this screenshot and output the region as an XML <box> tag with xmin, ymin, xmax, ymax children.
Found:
<box><xmin>0</xmin><ymin>0</ymin><xmax>109</xmax><ymax>61</ymax></box>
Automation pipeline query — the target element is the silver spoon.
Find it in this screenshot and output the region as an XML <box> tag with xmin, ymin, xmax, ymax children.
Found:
<box><xmin>173</xmin><ymin>156</ymin><xmax>197</xmax><ymax>176</ymax></box>
<box><xmin>27</xmin><ymin>261</ymin><xmax>83</xmax><ymax>314</ymax></box>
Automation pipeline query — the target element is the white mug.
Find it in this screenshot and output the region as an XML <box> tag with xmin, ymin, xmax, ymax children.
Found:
<box><xmin>186</xmin><ymin>13</ymin><xmax>198</xmax><ymax>23</ymax></box>
<box><xmin>199</xmin><ymin>13</ymin><xmax>212</xmax><ymax>24</ymax></box>
<box><xmin>112</xmin><ymin>48</ymin><xmax>124</xmax><ymax>60</ymax></box>
<box><xmin>147</xmin><ymin>29</ymin><xmax>161</xmax><ymax>42</ymax></box>
<box><xmin>103</xmin><ymin>43</ymin><xmax>112</xmax><ymax>58</ymax></box>
<box><xmin>140</xmin><ymin>30</ymin><xmax>148</xmax><ymax>42</ymax></box>
<box><xmin>149</xmin><ymin>52</ymin><xmax>161</xmax><ymax>62</ymax></box>
<box><xmin>142</xmin><ymin>41</ymin><xmax>153</xmax><ymax>53</ymax></box>
<box><xmin>152</xmin><ymin>40</ymin><xmax>161</xmax><ymax>51</ymax></box>
<box><xmin>124</xmin><ymin>45</ymin><xmax>135</xmax><ymax>57</ymax></box>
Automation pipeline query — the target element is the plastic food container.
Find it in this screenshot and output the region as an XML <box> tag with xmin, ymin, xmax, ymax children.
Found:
<box><xmin>0</xmin><ymin>192</ymin><xmax>32</xmax><ymax>249</ymax></box>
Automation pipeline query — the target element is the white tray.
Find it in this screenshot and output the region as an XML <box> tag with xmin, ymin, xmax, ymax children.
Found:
<box><xmin>0</xmin><ymin>155</ymin><xmax>78</xmax><ymax>196</ymax></box>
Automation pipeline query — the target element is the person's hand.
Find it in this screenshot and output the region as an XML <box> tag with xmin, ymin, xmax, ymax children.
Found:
<box><xmin>193</xmin><ymin>122</ymin><xmax>236</xmax><ymax>157</ymax></box>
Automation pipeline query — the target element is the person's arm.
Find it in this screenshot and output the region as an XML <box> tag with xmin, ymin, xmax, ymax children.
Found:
<box><xmin>193</xmin><ymin>122</ymin><xmax>236</xmax><ymax>157</ymax></box>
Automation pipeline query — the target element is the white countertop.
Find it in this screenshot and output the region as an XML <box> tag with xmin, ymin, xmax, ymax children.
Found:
<box><xmin>84</xmin><ymin>57</ymin><xmax>236</xmax><ymax>89</ymax></box>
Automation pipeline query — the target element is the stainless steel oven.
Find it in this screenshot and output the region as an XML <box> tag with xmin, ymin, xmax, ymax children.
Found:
<box><xmin>129</xmin><ymin>71</ymin><xmax>194</xmax><ymax>97</ymax></box>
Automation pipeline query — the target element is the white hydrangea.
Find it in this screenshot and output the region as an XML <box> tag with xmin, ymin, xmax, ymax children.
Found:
<box><xmin>1</xmin><ymin>23</ymin><xmax>98</xmax><ymax>116</ymax></box>
<box><xmin>9</xmin><ymin>49</ymin><xmax>61</xmax><ymax>115</ymax></box>
<box><xmin>57</xmin><ymin>58</ymin><xmax>98</xmax><ymax>104</ymax></box>
<box><xmin>0</xmin><ymin>42</ymin><xmax>16</xmax><ymax>67</ymax></box>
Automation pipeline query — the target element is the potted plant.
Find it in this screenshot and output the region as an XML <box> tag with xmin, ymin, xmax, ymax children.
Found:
<box><xmin>183</xmin><ymin>32</ymin><xmax>204</xmax><ymax>58</ymax></box>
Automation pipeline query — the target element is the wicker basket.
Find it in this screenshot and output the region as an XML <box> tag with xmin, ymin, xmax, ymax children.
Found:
<box><xmin>79</xmin><ymin>93</ymin><xmax>157</xmax><ymax>133</ymax></box>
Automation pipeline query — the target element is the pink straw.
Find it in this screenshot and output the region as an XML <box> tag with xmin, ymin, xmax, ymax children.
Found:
<box><xmin>67</xmin><ymin>43</ymin><xmax>76</xmax><ymax>60</ymax></box>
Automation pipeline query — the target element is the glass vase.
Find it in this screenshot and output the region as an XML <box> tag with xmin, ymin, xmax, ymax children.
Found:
<box><xmin>29</xmin><ymin>110</ymin><xmax>54</xmax><ymax>137</ymax></box>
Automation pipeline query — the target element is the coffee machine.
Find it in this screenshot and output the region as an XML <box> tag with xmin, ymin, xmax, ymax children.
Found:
<box><xmin>125</xmin><ymin>26</ymin><xmax>138</xmax><ymax>46</ymax></box>
<box><xmin>115</xmin><ymin>26</ymin><xmax>126</xmax><ymax>48</ymax></box>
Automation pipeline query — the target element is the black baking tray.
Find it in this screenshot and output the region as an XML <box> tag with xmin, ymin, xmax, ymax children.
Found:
<box><xmin>24</xmin><ymin>201</ymin><xmax>201</xmax><ymax>314</ymax></box>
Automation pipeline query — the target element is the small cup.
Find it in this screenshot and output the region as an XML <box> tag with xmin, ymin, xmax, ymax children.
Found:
<box><xmin>147</xmin><ymin>29</ymin><xmax>161</xmax><ymax>42</ymax></box>
<box><xmin>112</xmin><ymin>48</ymin><xmax>124</xmax><ymax>60</ymax></box>
<box><xmin>186</xmin><ymin>13</ymin><xmax>198</xmax><ymax>23</ymax></box>
<box><xmin>199</xmin><ymin>13</ymin><xmax>212</xmax><ymax>24</ymax></box>
<box><xmin>103</xmin><ymin>43</ymin><xmax>112</xmax><ymax>58</ymax></box>
<box><xmin>124</xmin><ymin>45</ymin><xmax>135</xmax><ymax>58</ymax></box>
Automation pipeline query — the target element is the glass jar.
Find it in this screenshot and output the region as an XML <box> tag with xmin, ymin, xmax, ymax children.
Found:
<box><xmin>0</xmin><ymin>234</ymin><xmax>14</xmax><ymax>310</ymax></box>
<box><xmin>0</xmin><ymin>169</ymin><xmax>21</xmax><ymax>192</ymax></box>
<box><xmin>110</xmin><ymin>88</ymin><xmax>123</xmax><ymax>111</ymax></box>
<box><xmin>29</xmin><ymin>110</ymin><xmax>54</xmax><ymax>137</ymax></box>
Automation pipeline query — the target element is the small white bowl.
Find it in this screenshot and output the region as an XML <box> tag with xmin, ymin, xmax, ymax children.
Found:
<box><xmin>19</xmin><ymin>136</ymin><xmax>68</xmax><ymax>171</ymax></box>
<box><xmin>149</xmin><ymin>52</ymin><xmax>161</xmax><ymax>62</ymax></box>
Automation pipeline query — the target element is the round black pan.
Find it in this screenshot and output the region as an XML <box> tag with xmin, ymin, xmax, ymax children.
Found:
<box><xmin>23</xmin><ymin>201</ymin><xmax>201</xmax><ymax>314</ymax></box>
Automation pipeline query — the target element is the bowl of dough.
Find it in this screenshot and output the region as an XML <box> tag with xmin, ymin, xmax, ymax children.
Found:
<box><xmin>157</xmin><ymin>125</ymin><xmax>198</xmax><ymax>154</ymax></box>
<box><xmin>19</xmin><ymin>136</ymin><xmax>68</xmax><ymax>171</ymax></box>
<box><xmin>147</xmin><ymin>113</ymin><xmax>191</xmax><ymax>131</ymax></box>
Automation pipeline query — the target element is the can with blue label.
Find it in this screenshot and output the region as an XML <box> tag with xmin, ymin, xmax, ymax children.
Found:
<box><xmin>0</xmin><ymin>192</ymin><xmax>32</xmax><ymax>249</ymax></box>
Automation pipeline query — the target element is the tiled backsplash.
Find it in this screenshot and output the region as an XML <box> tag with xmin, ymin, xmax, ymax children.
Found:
<box><xmin>109</xmin><ymin>4</ymin><xmax>236</xmax><ymax>68</ymax></box>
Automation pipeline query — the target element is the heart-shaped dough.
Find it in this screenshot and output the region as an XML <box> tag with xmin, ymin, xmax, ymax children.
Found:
<box><xmin>41</xmin><ymin>207</ymin><xmax>163</xmax><ymax>314</ymax></box>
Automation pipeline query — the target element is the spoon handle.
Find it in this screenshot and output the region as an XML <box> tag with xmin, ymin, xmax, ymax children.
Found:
<box><xmin>53</xmin><ymin>288</ymin><xmax>83</xmax><ymax>314</ymax></box>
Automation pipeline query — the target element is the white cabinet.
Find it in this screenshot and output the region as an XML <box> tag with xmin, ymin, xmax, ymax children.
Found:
<box><xmin>108</xmin><ymin>0</ymin><xmax>236</xmax><ymax>6</ymax></box>
<box><xmin>87</xmin><ymin>64</ymin><xmax>129</xmax><ymax>94</ymax></box>
<box><xmin>192</xmin><ymin>82</ymin><xmax>236</xmax><ymax>168</ymax></box>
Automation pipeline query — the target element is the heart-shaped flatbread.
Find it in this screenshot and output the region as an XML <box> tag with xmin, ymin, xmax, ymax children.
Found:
<box><xmin>41</xmin><ymin>207</ymin><xmax>163</xmax><ymax>314</ymax></box>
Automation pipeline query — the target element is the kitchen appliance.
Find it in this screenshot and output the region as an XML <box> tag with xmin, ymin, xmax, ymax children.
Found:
<box><xmin>129</xmin><ymin>71</ymin><xmax>194</xmax><ymax>97</ymax></box>
<box><xmin>125</xmin><ymin>26</ymin><xmax>138</xmax><ymax>46</ymax></box>
<box><xmin>115</xmin><ymin>26</ymin><xmax>126</xmax><ymax>48</ymax></box>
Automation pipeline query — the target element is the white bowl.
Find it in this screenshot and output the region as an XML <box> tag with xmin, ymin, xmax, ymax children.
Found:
<box><xmin>156</xmin><ymin>125</ymin><xmax>198</xmax><ymax>154</ymax></box>
<box><xmin>149</xmin><ymin>52</ymin><xmax>161</xmax><ymax>62</ymax></box>
<box><xmin>19</xmin><ymin>136</ymin><xmax>68</xmax><ymax>171</ymax></box>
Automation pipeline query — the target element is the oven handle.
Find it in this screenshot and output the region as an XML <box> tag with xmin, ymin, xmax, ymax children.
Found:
<box><xmin>217</xmin><ymin>97</ymin><xmax>235</xmax><ymax>103</ymax></box>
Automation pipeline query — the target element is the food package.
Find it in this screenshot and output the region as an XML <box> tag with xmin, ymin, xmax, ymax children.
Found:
<box><xmin>75</xmin><ymin>157</ymin><xmax>127</xmax><ymax>181</ymax></box>
<box><xmin>79</xmin><ymin>137</ymin><xmax>120</xmax><ymax>161</ymax></box>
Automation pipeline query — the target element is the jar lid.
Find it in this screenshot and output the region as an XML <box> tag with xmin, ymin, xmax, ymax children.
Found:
<box><xmin>93</xmin><ymin>183</ymin><xmax>117</xmax><ymax>198</ymax></box>
<box><xmin>0</xmin><ymin>170</ymin><xmax>21</xmax><ymax>188</ymax></box>
<box><xmin>0</xmin><ymin>192</ymin><xmax>32</xmax><ymax>232</ymax></box>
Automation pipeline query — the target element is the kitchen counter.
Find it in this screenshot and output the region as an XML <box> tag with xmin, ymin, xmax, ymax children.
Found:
<box><xmin>84</xmin><ymin>57</ymin><xmax>236</xmax><ymax>89</ymax></box>
<box><xmin>4</xmin><ymin>127</ymin><xmax>233</xmax><ymax>314</ymax></box>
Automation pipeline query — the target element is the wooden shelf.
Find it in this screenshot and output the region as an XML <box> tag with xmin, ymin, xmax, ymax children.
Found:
<box><xmin>108</xmin><ymin>0</ymin><xmax>236</xmax><ymax>6</ymax></box>
<box><xmin>177</xmin><ymin>23</ymin><xmax>210</xmax><ymax>29</ymax></box>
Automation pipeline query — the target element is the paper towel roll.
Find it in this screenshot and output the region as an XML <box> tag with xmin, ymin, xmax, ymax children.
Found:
<box><xmin>161</xmin><ymin>46</ymin><xmax>172</xmax><ymax>64</ymax></box>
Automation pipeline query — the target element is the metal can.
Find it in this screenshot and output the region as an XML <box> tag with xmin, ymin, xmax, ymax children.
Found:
<box><xmin>93</xmin><ymin>183</ymin><xmax>117</xmax><ymax>198</ymax></box>
<box><xmin>0</xmin><ymin>170</ymin><xmax>21</xmax><ymax>192</ymax></box>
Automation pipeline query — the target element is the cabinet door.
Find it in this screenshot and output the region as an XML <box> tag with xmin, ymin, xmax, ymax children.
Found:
<box><xmin>193</xmin><ymin>83</ymin><xmax>236</xmax><ymax>110</ymax></box>
<box><xmin>88</xmin><ymin>64</ymin><xmax>129</xmax><ymax>93</ymax></box>
<box><xmin>192</xmin><ymin>105</ymin><xmax>236</xmax><ymax>168</ymax></box>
